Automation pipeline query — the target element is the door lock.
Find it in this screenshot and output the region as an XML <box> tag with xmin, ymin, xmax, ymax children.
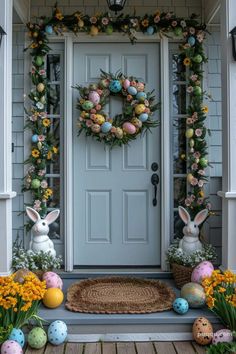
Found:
<box><xmin>151</xmin><ymin>173</ymin><xmax>159</xmax><ymax>206</ymax></box>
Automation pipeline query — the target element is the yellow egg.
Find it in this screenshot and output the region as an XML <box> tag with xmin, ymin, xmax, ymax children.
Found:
<box><xmin>187</xmin><ymin>173</ymin><xmax>193</xmax><ymax>183</ymax></box>
<box><xmin>43</xmin><ymin>288</ymin><xmax>64</xmax><ymax>308</ymax></box>
<box><xmin>185</xmin><ymin>128</ymin><xmax>194</xmax><ymax>138</ymax></box>
<box><xmin>192</xmin><ymin>317</ymin><xmax>213</xmax><ymax>345</ymax></box>
<box><xmin>115</xmin><ymin>127</ymin><xmax>123</xmax><ymax>139</ymax></box>
<box><xmin>78</xmin><ymin>19</ymin><xmax>84</xmax><ymax>28</ymax></box>
<box><xmin>135</xmin><ymin>104</ymin><xmax>146</xmax><ymax>115</ymax></box>
<box><xmin>90</xmin><ymin>25</ymin><xmax>99</xmax><ymax>36</ymax></box>
<box><xmin>189</xmin><ymin>138</ymin><xmax>195</xmax><ymax>148</ymax></box>
<box><xmin>94</xmin><ymin>114</ymin><xmax>105</xmax><ymax>125</ymax></box>
<box><xmin>37</xmin><ymin>83</ymin><xmax>45</xmax><ymax>92</ymax></box>
<box><xmin>131</xmin><ymin>118</ymin><xmax>142</xmax><ymax>128</ymax></box>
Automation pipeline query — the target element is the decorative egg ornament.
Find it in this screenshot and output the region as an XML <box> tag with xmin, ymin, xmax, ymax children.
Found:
<box><xmin>146</xmin><ymin>26</ymin><xmax>154</xmax><ymax>35</ymax></box>
<box><xmin>139</xmin><ymin>113</ymin><xmax>149</xmax><ymax>122</ymax></box>
<box><xmin>101</xmin><ymin>122</ymin><xmax>112</xmax><ymax>133</ymax></box>
<box><xmin>172</xmin><ymin>298</ymin><xmax>189</xmax><ymax>315</ymax></box>
<box><xmin>31</xmin><ymin>178</ymin><xmax>41</xmax><ymax>189</ymax></box>
<box><xmin>199</xmin><ymin>157</ymin><xmax>208</xmax><ymax>168</ymax></box>
<box><xmin>123</xmin><ymin>79</ymin><xmax>130</xmax><ymax>89</ymax></box>
<box><xmin>43</xmin><ymin>288</ymin><xmax>64</xmax><ymax>308</ymax></box>
<box><xmin>42</xmin><ymin>271</ymin><xmax>63</xmax><ymax>290</ymax></box>
<box><xmin>192</xmin><ymin>317</ymin><xmax>213</xmax><ymax>345</ymax></box>
<box><xmin>127</xmin><ymin>86</ymin><xmax>138</xmax><ymax>96</ymax></box>
<box><xmin>181</xmin><ymin>282</ymin><xmax>206</xmax><ymax>308</ymax></box>
<box><xmin>28</xmin><ymin>327</ymin><xmax>47</xmax><ymax>349</ymax></box>
<box><xmin>109</xmin><ymin>80</ymin><xmax>122</xmax><ymax>93</ymax></box>
<box><xmin>193</xmin><ymin>54</ymin><xmax>203</xmax><ymax>63</ymax></box>
<box><xmin>45</xmin><ymin>25</ymin><xmax>53</xmax><ymax>35</ymax></box>
<box><xmin>31</xmin><ymin>134</ymin><xmax>39</xmax><ymax>143</ymax></box>
<box><xmin>191</xmin><ymin>261</ymin><xmax>214</xmax><ymax>284</ymax></box>
<box><xmin>1</xmin><ymin>340</ymin><xmax>23</xmax><ymax>354</ymax></box>
<box><xmin>212</xmin><ymin>329</ymin><xmax>233</xmax><ymax>344</ymax></box>
<box><xmin>106</xmin><ymin>25</ymin><xmax>113</xmax><ymax>35</ymax></box>
<box><xmin>82</xmin><ymin>100</ymin><xmax>94</xmax><ymax>111</ymax></box>
<box><xmin>48</xmin><ymin>320</ymin><xmax>68</xmax><ymax>345</ymax></box>
<box><xmin>136</xmin><ymin>92</ymin><xmax>147</xmax><ymax>102</ymax></box>
<box><xmin>185</xmin><ymin>128</ymin><xmax>194</xmax><ymax>138</ymax></box>
<box><xmin>90</xmin><ymin>25</ymin><xmax>99</xmax><ymax>36</ymax></box>
<box><xmin>193</xmin><ymin>86</ymin><xmax>202</xmax><ymax>96</ymax></box>
<box><xmin>174</xmin><ymin>27</ymin><xmax>183</xmax><ymax>36</ymax></box>
<box><xmin>37</xmin><ymin>83</ymin><xmax>45</xmax><ymax>93</ymax></box>
<box><xmin>123</xmin><ymin>122</ymin><xmax>136</xmax><ymax>135</ymax></box>
<box><xmin>35</xmin><ymin>56</ymin><xmax>44</xmax><ymax>67</ymax></box>
<box><xmin>188</xmin><ymin>36</ymin><xmax>196</xmax><ymax>46</ymax></box>
<box><xmin>8</xmin><ymin>329</ymin><xmax>25</xmax><ymax>348</ymax></box>
<box><xmin>135</xmin><ymin>104</ymin><xmax>146</xmax><ymax>115</ymax></box>
<box><xmin>89</xmin><ymin>91</ymin><xmax>100</xmax><ymax>105</ymax></box>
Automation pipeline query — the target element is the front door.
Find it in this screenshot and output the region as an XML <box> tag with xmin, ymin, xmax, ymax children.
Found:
<box><xmin>73</xmin><ymin>42</ymin><xmax>161</xmax><ymax>266</ymax></box>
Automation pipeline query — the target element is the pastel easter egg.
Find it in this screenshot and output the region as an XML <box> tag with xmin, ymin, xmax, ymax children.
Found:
<box><xmin>188</xmin><ymin>36</ymin><xmax>196</xmax><ymax>46</ymax></box>
<box><xmin>191</xmin><ymin>261</ymin><xmax>214</xmax><ymax>284</ymax></box>
<box><xmin>1</xmin><ymin>340</ymin><xmax>23</xmax><ymax>354</ymax></box>
<box><xmin>109</xmin><ymin>80</ymin><xmax>122</xmax><ymax>93</ymax></box>
<box><xmin>192</xmin><ymin>317</ymin><xmax>213</xmax><ymax>345</ymax></box>
<box><xmin>199</xmin><ymin>157</ymin><xmax>208</xmax><ymax>168</ymax></box>
<box><xmin>28</xmin><ymin>328</ymin><xmax>47</xmax><ymax>349</ymax></box>
<box><xmin>90</xmin><ymin>25</ymin><xmax>99</xmax><ymax>36</ymax></box>
<box><xmin>35</xmin><ymin>56</ymin><xmax>44</xmax><ymax>67</ymax></box>
<box><xmin>82</xmin><ymin>100</ymin><xmax>94</xmax><ymax>111</ymax></box>
<box><xmin>78</xmin><ymin>19</ymin><xmax>84</xmax><ymax>28</ymax></box>
<box><xmin>172</xmin><ymin>298</ymin><xmax>189</xmax><ymax>315</ymax></box>
<box><xmin>89</xmin><ymin>91</ymin><xmax>100</xmax><ymax>105</ymax></box>
<box><xmin>127</xmin><ymin>86</ymin><xmax>137</xmax><ymax>96</ymax></box>
<box><xmin>101</xmin><ymin>122</ymin><xmax>112</xmax><ymax>133</ymax></box>
<box><xmin>123</xmin><ymin>122</ymin><xmax>136</xmax><ymax>135</ymax></box>
<box><xmin>131</xmin><ymin>118</ymin><xmax>142</xmax><ymax>128</ymax></box>
<box><xmin>139</xmin><ymin>113</ymin><xmax>149</xmax><ymax>122</ymax></box>
<box><xmin>31</xmin><ymin>179</ymin><xmax>41</xmax><ymax>189</ymax></box>
<box><xmin>42</xmin><ymin>271</ymin><xmax>63</xmax><ymax>290</ymax></box>
<box><xmin>94</xmin><ymin>114</ymin><xmax>105</xmax><ymax>125</ymax></box>
<box><xmin>135</xmin><ymin>104</ymin><xmax>146</xmax><ymax>115</ymax></box>
<box><xmin>43</xmin><ymin>288</ymin><xmax>64</xmax><ymax>309</ymax></box>
<box><xmin>146</xmin><ymin>26</ymin><xmax>154</xmax><ymax>35</ymax></box>
<box><xmin>123</xmin><ymin>79</ymin><xmax>130</xmax><ymax>90</ymax></box>
<box><xmin>115</xmin><ymin>127</ymin><xmax>123</xmax><ymax>139</ymax></box>
<box><xmin>212</xmin><ymin>329</ymin><xmax>233</xmax><ymax>344</ymax></box>
<box><xmin>185</xmin><ymin>128</ymin><xmax>194</xmax><ymax>138</ymax></box>
<box><xmin>193</xmin><ymin>54</ymin><xmax>203</xmax><ymax>63</ymax></box>
<box><xmin>45</xmin><ymin>25</ymin><xmax>53</xmax><ymax>35</ymax></box>
<box><xmin>8</xmin><ymin>329</ymin><xmax>25</xmax><ymax>348</ymax></box>
<box><xmin>181</xmin><ymin>282</ymin><xmax>206</xmax><ymax>308</ymax></box>
<box><xmin>187</xmin><ymin>173</ymin><xmax>193</xmax><ymax>183</ymax></box>
<box><xmin>32</xmin><ymin>134</ymin><xmax>39</xmax><ymax>143</ymax></box>
<box><xmin>193</xmin><ymin>86</ymin><xmax>202</xmax><ymax>96</ymax></box>
<box><xmin>106</xmin><ymin>25</ymin><xmax>113</xmax><ymax>35</ymax></box>
<box><xmin>136</xmin><ymin>92</ymin><xmax>147</xmax><ymax>102</ymax></box>
<box><xmin>174</xmin><ymin>27</ymin><xmax>183</xmax><ymax>36</ymax></box>
<box><xmin>48</xmin><ymin>320</ymin><xmax>68</xmax><ymax>346</ymax></box>
<box><xmin>37</xmin><ymin>83</ymin><xmax>45</xmax><ymax>92</ymax></box>
<box><xmin>91</xmin><ymin>124</ymin><xmax>101</xmax><ymax>133</ymax></box>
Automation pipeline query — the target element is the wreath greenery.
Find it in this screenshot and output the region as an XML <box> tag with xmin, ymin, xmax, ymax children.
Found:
<box><xmin>75</xmin><ymin>70</ymin><xmax>159</xmax><ymax>147</ymax></box>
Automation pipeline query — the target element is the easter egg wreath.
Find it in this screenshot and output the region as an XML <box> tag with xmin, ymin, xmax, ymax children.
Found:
<box><xmin>75</xmin><ymin>70</ymin><xmax>159</xmax><ymax>147</ymax></box>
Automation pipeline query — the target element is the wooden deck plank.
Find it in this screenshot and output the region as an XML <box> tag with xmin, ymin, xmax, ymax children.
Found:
<box><xmin>136</xmin><ymin>342</ymin><xmax>155</xmax><ymax>354</ymax></box>
<box><xmin>192</xmin><ymin>342</ymin><xmax>207</xmax><ymax>354</ymax></box>
<box><xmin>24</xmin><ymin>345</ymin><xmax>46</xmax><ymax>354</ymax></box>
<box><xmin>173</xmin><ymin>341</ymin><xmax>196</xmax><ymax>354</ymax></box>
<box><xmin>84</xmin><ymin>342</ymin><xmax>102</xmax><ymax>354</ymax></box>
<box><xmin>154</xmin><ymin>342</ymin><xmax>176</xmax><ymax>354</ymax></box>
<box><xmin>65</xmin><ymin>342</ymin><xmax>84</xmax><ymax>354</ymax></box>
<box><xmin>44</xmin><ymin>343</ymin><xmax>65</xmax><ymax>354</ymax></box>
<box><xmin>117</xmin><ymin>342</ymin><xmax>136</xmax><ymax>354</ymax></box>
<box><xmin>102</xmin><ymin>342</ymin><xmax>116</xmax><ymax>354</ymax></box>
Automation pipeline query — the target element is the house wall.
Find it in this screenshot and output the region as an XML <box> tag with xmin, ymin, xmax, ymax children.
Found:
<box><xmin>12</xmin><ymin>0</ymin><xmax>223</xmax><ymax>264</ymax></box>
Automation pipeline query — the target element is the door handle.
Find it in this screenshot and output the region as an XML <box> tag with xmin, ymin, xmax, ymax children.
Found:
<box><xmin>151</xmin><ymin>173</ymin><xmax>159</xmax><ymax>206</ymax></box>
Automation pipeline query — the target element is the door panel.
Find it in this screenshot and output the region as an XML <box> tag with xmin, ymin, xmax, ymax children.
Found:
<box><xmin>73</xmin><ymin>43</ymin><xmax>161</xmax><ymax>266</ymax></box>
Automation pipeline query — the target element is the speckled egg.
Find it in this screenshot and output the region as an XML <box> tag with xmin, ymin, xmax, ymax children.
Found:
<box><xmin>1</xmin><ymin>340</ymin><xmax>23</xmax><ymax>354</ymax></box>
<box><xmin>212</xmin><ymin>329</ymin><xmax>233</xmax><ymax>344</ymax></box>
<box><xmin>131</xmin><ymin>118</ymin><xmax>142</xmax><ymax>128</ymax></box>
<box><xmin>139</xmin><ymin>113</ymin><xmax>149</xmax><ymax>122</ymax></box>
<box><xmin>188</xmin><ymin>36</ymin><xmax>196</xmax><ymax>46</ymax></box>
<box><xmin>115</xmin><ymin>127</ymin><xmax>123</xmax><ymax>139</ymax></box>
<box><xmin>82</xmin><ymin>100</ymin><xmax>94</xmax><ymax>111</ymax></box>
<box><xmin>48</xmin><ymin>320</ymin><xmax>68</xmax><ymax>346</ymax></box>
<box><xmin>42</xmin><ymin>271</ymin><xmax>63</xmax><ymax>290</ymax></box>
<box><xmin>109</xmin><ymin>80</ymin><xmax>122</xmax><ymax>93</ymax></box>
<box><xmin>28</xmin><ymin>327</ymin><xmax>47</xmax><ymax>349</ymax></box>
<box><xmin>136</xmin><ymin>92</ymin><xmax>147</xmax><ymax>102</ymax></box>
<box><xmin>123</xmin><ymin>122</ymin><xmax>136</xmax><ymax>135</ymax></box>
<box><xmin>101</xmin><ymin>122</ymin><xmax>112</xmax><ymax>133</ymax></box>
<box><xmin>8</xmin><ymin>329</ymin><xmax>25</xmax><ymax>348</ymax></box>
<box><xmin>94</xmin><ymin>114</ymin><xmax>105</xmax><ymax>125</ymax></box>
<box><xmin>127</xmin><ymin>86</ymin><xmax>138</xmax><ymax>96</ymax></box>
<box><xmin>191</xmin><ymin>261</ymin><xmax>214</xmax><ymax>284</ymax></box>
<box><xmin>88</xmin><ymin>91</ymin><xmax>100</xmax><ymax>105</ymax></box>
<box><xmin>192</xmin><ymin>317</ymin><xmax>213</xmax><ymax>345</ymax></box>
<box><xmin>172</xmin><ymin>298</ymin><xmax>189</xmax><ymax>315</ymax></box>
<box><xmin>123</xmin><ymin>79</ymin><xmax>130</xmax><ymax>90</ymax></box>
<box><xmin>135</xmin><ymin>104</ymin><xmax>146</xmax><ymax>115</ymax></box>
<box><xmin>180</xmin><ymin>282</ymin><xmax>206</xmax><ymax>308</ymax></box>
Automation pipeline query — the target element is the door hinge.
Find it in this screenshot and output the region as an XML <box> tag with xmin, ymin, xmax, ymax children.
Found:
<box><xmin>12</xmin><ymin>143</ymin><xmax>14</xmax><ymax>152</ymax></box>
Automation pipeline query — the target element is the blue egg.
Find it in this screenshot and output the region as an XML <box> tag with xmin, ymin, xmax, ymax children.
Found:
<box><xmin>139</xmin><ymin>113</ymin><xmax>148</xmax><ymax>122</ymax></box>
<box><xmin>101</xmin><ymin>122</ymin><xmax>112</xmax><ymax>133</ymax></box>
<box><xmin>146</xmin><ymin>26</ymin><xmax>154</xmax><ymax>35</ymax></box>
<box><xmin>127</xmin><ymin>86</ymin><xmax>137</xmax><ymax>96</ymax></box>
<box><xmin>173</xmin><ymin>298</ymin><xmax>189</xmax><ymax>315</ymax></box>
<box><xmin>32</xmin><ymin>134</ymin><xmax>39</xmax><ymax>143</ymax></box>
<box><xmin>48</xmin><ymin>320</ymin><xmax>68</xmax><ymax>346</ymax></box>
<box><xmin>45</xmin><ymin>25</ymin><xmax>53</xmax><ymax>35</ymax></box>
<box><xmin>188</xmin><ymin>36</ymin><xmax>196</xmax><ymax>46</ymax></box>
<box><xmin>136</xmin><ymin>92</ymin><xmax>147</xmax><ymax>102</ymax></box>
<box><xmin>109</xmin><ymin>80</ymin><xmax>122</xmax><ymax>93</ymax></box>
<box><xmin>9</xmin><ymin>328</ymin><xmax>25</xmax><ymax>348</ymax></box>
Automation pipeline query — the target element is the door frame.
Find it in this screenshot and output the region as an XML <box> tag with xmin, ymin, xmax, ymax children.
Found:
<box><xmin>59</xmin><ymin>33</ymin><xmax>171</xmax><ymax>271</ymax></box>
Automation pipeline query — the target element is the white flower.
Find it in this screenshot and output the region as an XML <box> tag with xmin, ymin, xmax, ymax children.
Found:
<box><xmin>36</xmin><ymin>102</ymin><xmax>44</xmax><ymax>110</ymax></box>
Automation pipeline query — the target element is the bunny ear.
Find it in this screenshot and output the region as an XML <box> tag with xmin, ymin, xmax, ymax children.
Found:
<box><xmin>194</xmin><ymin>209</ymin><xmax>208</xmax><ymax>226</ymax></box>
<box><xmin>45</xmin><ymin>209</ymin><xmax>60</xmax><ymax>225</ymax></box>
<box><xmin>178</xmin><ymin>206</ymin><xmax>191</xmax><ymax>225</ymax></box>
<box><xmin>26</xmin><ymin>207</ymin><xmax>40</xmax><ymax>223</ymax></box>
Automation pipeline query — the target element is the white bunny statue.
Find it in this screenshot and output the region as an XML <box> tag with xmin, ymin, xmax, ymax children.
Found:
<box><xmin>178</xmin><ymin>206</ymin><xmax>208</xmax><ymax>255</ymax></box>
<box><xmin>26</xmin><ymin>207</ymin><xmax>60</xmax><ymax>257</ymax></box>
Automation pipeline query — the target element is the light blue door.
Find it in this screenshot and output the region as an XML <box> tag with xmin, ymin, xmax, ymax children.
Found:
<box><xmin>73</xmin><ymin>43</ymin><xmax>160</xmax><ymax>266</ymax></box>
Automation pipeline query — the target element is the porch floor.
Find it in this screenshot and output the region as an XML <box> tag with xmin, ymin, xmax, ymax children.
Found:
<box><xmin>24</xmin><ymin>341</ymin><xmax>207</xmax><ymax>353</ymax></box>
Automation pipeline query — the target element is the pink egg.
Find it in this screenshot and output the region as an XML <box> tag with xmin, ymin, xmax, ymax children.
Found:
<box><xmin>212</xmin><ymin>329</ymin><xmax>233</xmax><ymax>344</ymax></box>
<box><xmin>88</xmin><ymin>91</ymin><xmax>100</xmax><ymax>105</ymax></box>
<box><xmin>1</xmin><ymin>340</ymin><xmax>23</xmax><ymax>354</ymax></box>
<box><xmin>42</xmin><ymin>271</ymin><xmax>63</xmax><ymax>290</ymax></box>
<box><xmin>122</xmin><ymin>122</ymin><xmax>136</xmax><ymax>135</ymax></box>
<box><xmin>191</xmin><ymin>261</ymin><xmax>214</xmax><ymax>284</ymax></box>
<box><xmin>123</xmin><ymin>79</ymin><xmax>130</xmax><ymax>90</ymax></box>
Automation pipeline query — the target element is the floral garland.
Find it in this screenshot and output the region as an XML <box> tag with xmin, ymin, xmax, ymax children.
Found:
<box><xmin>75</xmin><ymin>71</ymin><xmax>159</xmax><ymax>147</ymax></box>
<box><xmin>24</xmin><ymin>3</ymin><xmax>210</xmax><ymax>219</ymax></box>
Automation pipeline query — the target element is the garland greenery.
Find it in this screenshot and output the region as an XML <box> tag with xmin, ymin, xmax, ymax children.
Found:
<box><xmin>75</xmin><ymin>70</ymin><xmax>159</xmax><ymax>147</ymax></box>
<box><xmin>24</xmin><ymin>3</ymin><xmax>210</xmax><ymax>219</ymax></box>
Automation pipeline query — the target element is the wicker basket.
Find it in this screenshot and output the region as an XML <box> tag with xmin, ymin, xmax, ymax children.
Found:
<box><xmin>171</xmin><ymin>263</ymin><xmax>193</xmax><ymax>289</ymax></box>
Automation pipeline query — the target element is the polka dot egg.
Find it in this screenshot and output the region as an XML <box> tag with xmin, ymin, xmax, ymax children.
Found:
<box><xmin>42</xmin><ymin>271</ymin><xmax>63</xmax><ymax>290</ymax></box>
<box><xmin>172</xmin><ymin>298</ymin><xmax>189</xmax><ymax>315</ymax></box>
<box><xmin>212</xmin><ymin>329</ymin><xmax>233</xmax><ymax>344</ymax></box>
<box><xmin>109</xmin><ymin>80</ymin><xmax>122</xmax><ymax>93</ymax></box>
<box><xmin>1</xmin><ymin>340</ymin><xmax>23</xmax><ymax>354</ymax></box>
<box><xmin>28</xmin><ymin>327</ymin><xmax>47</xmax><ymax>349</ymax></box>
<box><xmin>8</xmin><ymin>328</ymin><xmax>25</xmax><ymax>347</ymax></box>
<box><xmin>48</xmin><ymin>320</ymin><xmax>68</xmax><ymax>346</ymax></box>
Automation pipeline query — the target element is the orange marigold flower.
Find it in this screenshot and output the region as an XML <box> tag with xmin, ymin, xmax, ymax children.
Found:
<box><xmin>141</xmin><ymin>19</ymin><xmax>149</xmax><ymax>27</ymax></box>
<box><xmin>31</xmin><ymin>149</ymin><xmax>40</xmax><ymax>158</ymax></box>
<box><xmin>42</xmin><ymin>118</ymin><xmax>51</xmax><ymax>127</ymax></box>
<box><xmin>183</xmin><ymin>57</ymin><xmax>191</xmax><ymax>66</ymax></box>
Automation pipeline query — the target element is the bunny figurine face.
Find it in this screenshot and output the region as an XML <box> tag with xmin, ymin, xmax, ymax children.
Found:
<box><xmin>178</xmin><ymin>206</ymin><xmax>208</xmax><ymax>237</ymax></box>
<box><xmin>26</xmin><ymin>207</ymin><xmax>60</xmax><ymax>237</ymax></box>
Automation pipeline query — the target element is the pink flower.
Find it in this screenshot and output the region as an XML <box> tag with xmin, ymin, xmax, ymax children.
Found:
<box><xmin>189</xmin><ymin>27</ymin><xmax>195</xmax><ymax>34</ymax></box>
<box><xmin>38</xmin><ymin>135</ymin><xmax>46</xmax><ymax>142</ymax></box>
<box><xmin>197</xmin><ymin>198</ymin><xmax>204</xmax><ymax>205</ymax></box>
<box><xmin>187</xmin><ymin>86</ymin><xmax>193</xmax><ymax>93</ymax></box>
<box><xmin>190</xmin><ymin>194</ymin><xmax>195</xmax><ymax>201</ymax></box>
<box><xmin>39</xmin><ymin>69</ymin><xmax>46</xmax><ymax>76</ymax></box>
<box><xmin>165</xmin><ymin>12</ymin><xmax>172</xmax><ymax>20</ymax></box>
<box><xmin>195</xmin><ymin>128</ymin><xmax>203</xmax><ymax>137</ymax></box>
<box><xmin>191</xmin><ymin>177</ymin><xmax>198</xmax><ymax>186</ymax></box>
<box><xmin>30</xmin><ymin>114</ymin><xmax>38</xmax><ymax>122</ymax></box>
<box><xmin>32</xmin><ymin>67</ymin><xmax>36</xmax><ymax>74</ymax></box>
<box><xmin>206</xmin><ymin>203</ymin><xmax>212</xmax><ymax>210</ymax></box>
<box><xmin>191</xmin><ymin>163</ymin><xmax>198</xmax><ymax>171</ymax></box>
<box><xmin>186</xmin><ymin>117</ymin><xmax>193</xmax><ymax>125</ymax></box>
<box><xmin>194</xmin><ymin>151</ymin><xmax>201</xmax><ymax>159</ymax></box>
<box><xmin>28</xmin><ymin>165</ymin><xmax>35</xmax><ymax>173</ymax></box>
<box><xmin>90</xmin><ymin>16</ymin><xmax>97</xmax><ymax>24</ymax></box>
<box><xmin>96</xmin><ymin>89</ymin><xmax>103</xmax><ymax>95</ymax></box>
<box><xmin>111</xmin><ymin>127</ymin><xmax>117</xmax><ymax>133</ymax></box>
<box><xmin>198</xmin><ymin>180</ymin><xmax>204</xmax><ymax>187</ymax></box>
<box><xmin>90</xmin><ymin>114</ymin><xmax>96</xmax><ymax>120</ymax></box>
<box><xmin>154</xmin><ymin>15</ymin><xmax>160</xmax><ymax>23</ymax></box>
<box><xmin>95</xmin><ymin>104</ymin><xmax>101</xmax><ymax>110</ymax></box>
<box><xmin>190</xmin><ymin>74</ymin><xmax>198</xmax><ymax>81</ymax></box>
<box><xmin>79</xmin><ymin>116</ymin><xmax>84</xmax><ymax>121</ymax></box>
<box><xmin>198</xmin><ymin>169</ymin><xmax>205</xmax><ymax>175</ymax></box>
<box><xmin>101</xmin><ymin>17</ymin><xmax>109</xmax><ymax>25</ymax></box>
<box><xmin>34</xmin><ymin>199</ymin><xmax>41</xmax><ymax>207</ymax></box>
<box><xmin>33</xmin><ymin>205</ymin><xmax>42</xmax><ymax>212</ymax></box>
<box><xmin>86</xmin><ymin>120</ymin><xmax>93</xmax><ymax>127</ymax></box>
<box><xmin>38</xmin><ymin>169</ymin><xmax>46</xmax><ymax>176</ymax></box>
<box><xmin>41</xmin><ymin>180</ymin><xmax>48</xmax><ymax>189</ymax></box>
<box><xmin>172</xmin><ymin>20</ymin><xmax>177</xmax><ymax>27</ymax></box>
<box><xmin>185</xmin><ymin>198</ymin><xmax>192</xmax><ymax>206</ymax></box>
<box><xmin>197</xmin><ymin>33</ymin><xmax>204</xmax><ymax>42</ymax></box>
<box><xmin>40</xmin><ymin>112</ymin><xmax>47</xmax><ymax>119</ymax></box>
<box><xmin>90</xmin><ymin>109</ymin><xmax>96</xmax><ymax>114</ymax></box>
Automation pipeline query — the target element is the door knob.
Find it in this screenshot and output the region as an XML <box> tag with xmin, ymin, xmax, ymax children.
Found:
<box><xmin>151</xmin><ymin>162</ymin><xmax>158</xmax><ymax>171</ymax></box>
<box><xmin>151</xmin><ymin>173</ymin><xmax>159</xmax><ymax>207</ymax></box>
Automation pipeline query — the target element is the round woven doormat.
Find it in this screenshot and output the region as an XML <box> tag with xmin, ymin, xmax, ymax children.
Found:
<box><xmin>65</xmin><ymin>277</ymin><xmax>176</xmax><ymax>314</ymax></box>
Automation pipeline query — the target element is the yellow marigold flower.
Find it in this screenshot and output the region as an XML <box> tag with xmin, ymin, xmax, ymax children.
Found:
<box><xmin>47</xmin><ymin>151</ymin><xmax>52</xmax><ymax>160</ymax></box>
<box><xmin>42</xmin><ymin>118</ymin><xmax>51</xmax><ymax>127</ymax></box>
<box><xmin>141</xmin><ymin>19</ymin><xmax>149</xmax><ymax>27</ymax></box>
<box><xmin>30</xmin><ymin>42</ymin><xmax>38</xmax><ymax>49</ymax></box>
<box><xmin>32</xmin><ymin>149</ymin><xmax>40</xmax><ymax>158</ymax></box>
<box><xmin>206</xmin><ymin>296</ymin><xmax>215</xmax><ymax>309</ymax></box>
<box><xmin>52</xmin><ymin>146</ymin><xmax>58</xmax><ymax>154</ymax></box>
<box><xmin>45</xmin><ymin>188</ymin><xmax>53</xmax><ymax>196</ymax></box>
<box><xmin>183</xmin><ymin>57</ymin><xmax>191</xmax><ymax>66</ymax></box>
<box><xmin>202</xmin><ymin>106</ymin><xmax>209</xmax><ymax>113</ymax></box>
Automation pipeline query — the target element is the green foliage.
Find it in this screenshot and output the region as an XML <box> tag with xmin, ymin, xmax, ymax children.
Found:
<box><xmin>206</xmin><ymin>342</ymin><xmax>236</xmax><ymax>354</ymax></box>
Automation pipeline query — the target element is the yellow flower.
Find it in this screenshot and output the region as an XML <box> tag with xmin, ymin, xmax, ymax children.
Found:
<box><xmin>206</xmin><ymin>296</ymin><xmax>215</xmax><ymax>309</ymax></box>
<box><xmin>30</xmin><ymin>42</ymin><xmax>38</xmax><ymax>49</ymax></box>
<box><xmin>218</xmin><ymin>286</ymin><xmax>226</xmax><ymax>293</ymax></box>
<box><xmin>52</xmin><ymin>146</ymin><xmax>58</xmax><ymax>154</ymax></box>
<box><xmin>202</xmin><ymin>105</ymin><xmax>209</xmax><ymax>113</ymax></box>
<box><xmin>45</xmin><ymin>188</ymin><xmax>53</xmax><ymax>197</ymax></box>
<box><xmin>32</xmin><ymin>149</ymin><xmax>40</xmax><ymax>158</ymax></box>
<box><xmin>183</xmin><ymin>57</ymin><xmax>191</xmax><ymax>66</ymax></box>
<box><xmin>42</xmin><ymin>118</ymin><xmax>51</xmax><ymax>127</ymax></box>
<box><xmin>141</xmin><ymin>19</ymin><xmax>149</xmax><ymax>27</ymax></box>
<box><xmin>55</xmin><ymin>10</ymin><xmax>64</xmax><ymax>20</ymax></box>
<box><xmin>199</xmin><ymin>190</ymin><xmax>204</xmax><ymax>198</ymax></box>
<box><xmin>154</xmin><ymin>10</ymin><xmax>161</xmax><ymax>17</ymax></box>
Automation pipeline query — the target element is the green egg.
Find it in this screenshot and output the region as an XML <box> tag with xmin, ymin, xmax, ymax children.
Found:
<box><xmin>28</xmin><ymin>327</ymin><xmax>47</xmax><ymax>349</ymax></box>
<box><xmin>31</xmin><ymin>179</ymin><xmax>41</xmax><ymax>189</ymax></box>
<box><xmin>82</xmin><ymin>100</ymin><xmax>94</xmax><ymax>111</ymax></box>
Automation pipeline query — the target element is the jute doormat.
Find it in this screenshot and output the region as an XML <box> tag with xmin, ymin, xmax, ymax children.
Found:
<box><xmin>65</xmin><ymin>277</ymin><xmax>176</xmax><ymax>314</ymax></box>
